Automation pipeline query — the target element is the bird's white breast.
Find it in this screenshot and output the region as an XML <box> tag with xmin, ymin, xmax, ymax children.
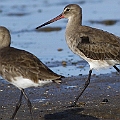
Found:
<box><xmin>88</xmin><ymin>59</ymin><xmax>119</xmax><ymax>70</ymax></box>
<box><xmin>11</xmin><ymin>76</ymin><xmax>52</xmax><ymax>89</ymax></box>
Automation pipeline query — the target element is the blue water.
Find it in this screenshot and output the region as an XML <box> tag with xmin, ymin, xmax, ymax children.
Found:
<box><xmin>0</xmin><ymin>0</ymin><xmax>120</xmax><ymax>76</ymax></box>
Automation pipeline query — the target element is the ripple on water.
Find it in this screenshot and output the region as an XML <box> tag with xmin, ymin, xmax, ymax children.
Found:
<box><xmin>6</xmin><ymin>12</ymin><xmax>30</xmax><ymax>17</ymax></box>
<box><xmin>36</xmin><ymin>27</ymin><xmax>62</xmax><ymax>32</ymax></box>
<box><xmin>89</xmin><ymin>19</ymin><xmax>120</xmax><ymax>26</ymax></box>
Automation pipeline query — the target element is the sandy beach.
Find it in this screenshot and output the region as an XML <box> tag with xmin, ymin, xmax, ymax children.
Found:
<box><xmin>0</xmin><ymin>71</ymin><xmax>119</xmax><ymax>120</ymax></box>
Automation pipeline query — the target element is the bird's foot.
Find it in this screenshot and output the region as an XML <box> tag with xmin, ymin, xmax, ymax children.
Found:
<box><xmin>66</xmin><ymin>101</ymin><xmax>79</xmax><ymax>108</ymax></box>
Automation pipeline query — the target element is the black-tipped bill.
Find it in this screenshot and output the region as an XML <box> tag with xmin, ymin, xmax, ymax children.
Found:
<box><xmin>36</xmin><ymin>14</ymin><xmax>64</xmax><ymax>29</ymax></box>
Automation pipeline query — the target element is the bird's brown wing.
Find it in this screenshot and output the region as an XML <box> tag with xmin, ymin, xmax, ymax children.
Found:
<box><xmin>77</xmin><ymin>33</ymin><xmax>120</xmax><ymax>61</ymax></box>
<box><xmin>77</xmin><ymin>41</ymin><xmax>120</xmax><ymax>60</ymax></box>
<box><xmin>76</xmin><ymin>27</ymin><xmax>120</xmax><ymax>60</ymax></box>
<box><xmin>0</xmin><ymin>47</ymin><xmax>62</xmax><ymax>83</ymax></box>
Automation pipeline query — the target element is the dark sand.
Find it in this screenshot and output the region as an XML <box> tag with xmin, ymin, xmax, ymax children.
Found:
<box><xmin>0</xmin><ymin>72</ymin><xmax>119</xmax><ymax>120</ymax></box>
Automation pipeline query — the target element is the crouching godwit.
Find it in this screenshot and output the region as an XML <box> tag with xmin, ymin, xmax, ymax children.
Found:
<box><xmin>36</xmin><ymin>4</ymin><xmax>120</xmax><ymax>107</ymax></box>
<box><xmin>0</xmin><ymin>26</ymin><xmax>63</xmax><ymax>119</ymax></box>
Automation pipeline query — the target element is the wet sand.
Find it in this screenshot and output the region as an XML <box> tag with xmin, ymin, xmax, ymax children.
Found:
<box><xmin>0</xmin><ymin>72</ymin><xmax>119</xmax><ymax>120</ymax></box>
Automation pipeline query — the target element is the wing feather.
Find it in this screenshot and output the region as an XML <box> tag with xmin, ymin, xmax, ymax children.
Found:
<box><xmin>77</xmin><ymin>42</ymin><xmax>120</xmax><ymax>60</ymax></box>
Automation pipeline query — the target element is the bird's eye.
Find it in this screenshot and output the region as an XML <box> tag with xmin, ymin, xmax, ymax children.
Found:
<box><xmin>66</xmin><ymin>8</ymin><xmax>70</xmax><ymax>11</ymax></box>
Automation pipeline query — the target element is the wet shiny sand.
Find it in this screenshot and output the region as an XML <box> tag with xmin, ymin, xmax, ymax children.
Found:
<box><xmin>0</xmin><ymin>72</ymin><xmax>119</xmax><ymax>120</ymax></box>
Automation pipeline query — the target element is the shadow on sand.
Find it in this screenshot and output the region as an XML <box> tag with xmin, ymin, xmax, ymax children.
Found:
<box><xmin>44</xmin><ymin>108</ymin><xmax>99</xmax><ymax>120</ymax></box>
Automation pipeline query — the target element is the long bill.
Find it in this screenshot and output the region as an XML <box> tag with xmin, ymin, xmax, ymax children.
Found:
<box><xmin>36</xmin><ymin>13</ymin><xmax>64</xmax><ymax>29</ymax></box>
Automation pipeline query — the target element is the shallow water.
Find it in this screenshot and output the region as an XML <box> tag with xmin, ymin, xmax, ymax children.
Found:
<box><xmin>0</xmin><ymin>0</ymin><xmax>120</xmax><ymax>76</ymax></box>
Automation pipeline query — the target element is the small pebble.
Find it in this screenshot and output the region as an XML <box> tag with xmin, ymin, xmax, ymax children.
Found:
<box><xmin>101</xmin><ymin>99</ymin><xmax>108</xmax><ymax>103</ymax></box>
<box><xmin>62</xmin><ymin>61</ymin><xmax>67</xmax><ymax>66</ymax></box>
<box><xmin>57</xmin><ymin>48</ymin><xmax>63</xmax><ymax>51</ymax></box>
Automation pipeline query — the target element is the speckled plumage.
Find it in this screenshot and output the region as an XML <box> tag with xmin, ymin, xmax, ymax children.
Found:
<box><xmin>0</xmin><ymin>26</ymin><xmax>62</xmax><ymax>119</ymax></box>
<box><xmin>0</xmin><ymin>47</ymin><xmax>62</xmax><ymax>85</ymax></box>
<box><xmin>36</xmin><ymin>4</ymin><xmax>120</xmax><ymax>106</ymax></box>
<box><xmin>0</xmin><ymin>26</ymin><xmax>62</xmax><ymax>87</ymax></box>
<box><xmin>64</xmin><ymin>4</ymin><xmax>120</xmax><ymax>69</ymax></box>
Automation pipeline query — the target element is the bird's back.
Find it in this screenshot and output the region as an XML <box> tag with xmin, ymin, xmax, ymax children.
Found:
<box><xmin>0</xmin><ymin>47</ymin><xmax>62</xmax><ymax>84</ymax></box>
<box><xmin>79</xmin><ymin>26</ymin><xmax>120</xmax><ymax>44</ymax></box>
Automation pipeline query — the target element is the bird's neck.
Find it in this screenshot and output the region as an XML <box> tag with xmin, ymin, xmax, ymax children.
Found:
<box><xmin>66</xmin><ymin>15</ymin><xmax>82</xmax><ymax>30</ymax></box>
<box><xmin>65</xmin><ymin>15</ymin><xmax>82</xmax><ymax>52</ymax></box>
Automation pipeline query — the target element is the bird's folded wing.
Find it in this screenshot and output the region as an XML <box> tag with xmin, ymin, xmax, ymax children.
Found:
<box><xmin>77</xmin><ymin>40</ymin><xmax>120</xmax><ymax>60</ymax></box>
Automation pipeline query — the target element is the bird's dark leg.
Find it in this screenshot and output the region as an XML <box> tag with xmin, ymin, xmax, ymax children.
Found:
<box><xmin>113</xmin><ymin>65</ymin><xmax>120</xmax><ymax>72</ymax></box>
<box><xmin>71</xmin><ymin>69</ymin><xmax>92</xmax><ymax>107</ymax></box>
<box><xmin>10</xmin><ymin>90</ymin><xmax>23</xmax><ymax>119</ymax></box>
<box><xmin>21</xmin><ymin>89</ymin><xmax>33</xmax><ymax>120</ymax></box>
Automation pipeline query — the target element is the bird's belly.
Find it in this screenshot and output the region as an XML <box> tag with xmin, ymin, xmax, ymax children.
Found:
<box><xmin>11</xmin><ymin>76</ymin><xmax>52</xmax><ymax>89</ymax></box>
<box><xmin>74</xmin><ymin>48</ymin><xmax>118</xmax><ymax>69</ymax></box>
<box><xmin>88</xmin><ymin>60</ymin><xmax>118</xmax><ymax>70</ymax></box>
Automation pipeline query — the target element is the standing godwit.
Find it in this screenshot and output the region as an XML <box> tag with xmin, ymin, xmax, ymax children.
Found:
<box><xmin>0</xmin><ymin>26</ymin><xmax>63</xmax><ymax>119</ymax></box>
<box><xmin>36</xmin><ymin>4</ymin><xmax>120</xmax><ymax>106</ymax></box>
